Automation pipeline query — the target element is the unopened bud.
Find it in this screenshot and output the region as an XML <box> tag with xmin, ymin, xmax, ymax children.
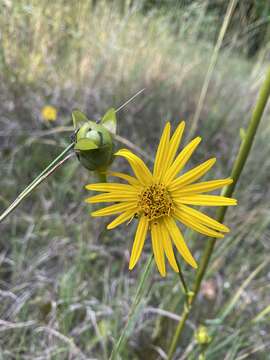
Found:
<box><xmin>72</xmin><ymin>109</ymin><xmax>117</xmax><ymax>172</ymax></box>
<box><xmin>195</xmin><ymin>325</ymin><xmax>211</xmax><ymax>345</ymax></box>
<box><xmin>75</xmin><ymin>121</ymin><xmax>114</xmax><ymax>171</ymax></box>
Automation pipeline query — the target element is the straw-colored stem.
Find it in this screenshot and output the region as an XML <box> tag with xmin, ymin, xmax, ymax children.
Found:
<box><xmin>0</xmin><ymin>142</ymin><xmax>74</xmax><ymax>223</ymax></box>
<box><xmin>167</xmin><ymin>66</ymin><xmax>270</xmax><ymax>359</ymax></box>
<box><xmin>189</xmin><ymin>0</ymin><xmax>237</xmax><ymax>140</ymax></box>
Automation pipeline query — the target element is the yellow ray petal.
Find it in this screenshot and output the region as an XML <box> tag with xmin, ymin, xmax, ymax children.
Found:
<box><xmin>160</xmin><ymin>220</ymin><xmax>179</xmax><ymax>273</ymax></box>
<box><xmin>85</xmin><ymin>192</ymin><xmax>138</xmax><ymax>203</ymax></box>
<box><xmin>163</xmin><ymin>137</ymin><xmax>201</xmax><ymax>185</ymax></box>
<box><xmin>129</xmin><ymin>216</ymin><xmax>149</xmax><ymax>270</ymax></box>
<box><xmin>151</xmin><ymin>223</ymin><xmax>166</xmax><ymax>277</ymax></box>
<box><xmin>164</xmin><ymin>217</ymin><xmax>197</xmax><ymax>269</ymax></box>
<box><xmin>115</xmin><ymin>149</ymin><xmax>153</xmax><ymax>185</ymax></box>
<box><xmin>165</xmin><ymin>121</ymin><xmax>185</xmax><ymax>170</ymax></box>
<box><xmin>169</xmin><ymin>158</ymin><xmax>216</xmax><ymax>191</ymax></box>
<box><xmin>91</xmin><ymin>202</ymin><xmax>137</xmax><ymax>217</ymax></box>
<box><xmin>177</xmin><ymin>205</ymin><xmax>229</xmax><ymax>232</ymax></box>
<box><xmin>174</xmin><ymin>208</ymin><xmax>224</xmax><ymax>238</ymax></box>
<box><xmin>153</xmin><ymin>122</ymin><xmax>171</xmax><ymax>180</ymax></box>
<box><xmin>108</xmin><ymin>171</ymin><xmax>141</xmax><ymax>187</ymax></box>
<box><xmin>172</xmin><ymin>178</ymin><xmax>233</xmax><ymax>195</ymax></box>
<box><xmin>107</xmin><ymin>209</ymin><xmax>136</xmax><ymax>229</ymax></box>
<box><xmin>175</xmin><ymin>194</ymin><xmax>237</xmax><ymax>206</ymax></box>
<box><xmin>86</xmin><ymin>183</ymin><xmax>138</xmax><ymax>192</ymax></box>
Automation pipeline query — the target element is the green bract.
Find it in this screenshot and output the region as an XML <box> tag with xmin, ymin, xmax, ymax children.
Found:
<box><xmin>72</xmin><ymin>109</ymin><xmax>117</xmax><ymax>173</ymax></box>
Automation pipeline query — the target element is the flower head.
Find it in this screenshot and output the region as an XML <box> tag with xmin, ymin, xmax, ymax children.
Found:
<box><xmin>41</xmin><ymin>105</ymin><xmax>57</xmax><ymax>121</ymax></box>
<box><xmin>85</xmin><ymin>122</ymin><xmax>237</xmax><ymax>276</ymax></box>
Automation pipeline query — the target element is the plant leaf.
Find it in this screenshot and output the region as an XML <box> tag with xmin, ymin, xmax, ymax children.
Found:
<box><xmin>101</xmin><ymin>108</ymin><xmax>117</xmax><ymax>134</ymax></box>
<box><xmin>72</xmin><ymin>110</ymin><xmax>89</xmax><ymax>129</ymax></box>
<box><xmin>74</xmin><ymin>138</ymin><xmax>98</xmax><ymax>151</ymax></box>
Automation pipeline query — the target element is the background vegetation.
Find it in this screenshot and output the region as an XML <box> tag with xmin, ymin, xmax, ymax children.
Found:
<box><xmin>0</xmin><ymin>0</ymin><xmax>270</xmax><ymax>359</ymax></box>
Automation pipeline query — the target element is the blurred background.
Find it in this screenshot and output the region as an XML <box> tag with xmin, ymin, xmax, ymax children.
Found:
<box><xmin>0</xmin><ymin>0</ymin><xmax>270</xmax><ymax>359</ymax></box>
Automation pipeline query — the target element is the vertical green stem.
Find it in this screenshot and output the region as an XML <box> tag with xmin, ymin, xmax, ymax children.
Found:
<box><xmin>96</xmin><ymin>171</ymin><xmax>107</xmax><ymax>183</ymax></box>
<box><xmin>0</xmin><ymin>142</ymin><xmax>74</xmax><ymax>223</ymax></box>
<box><xmin>167</xmin><ymin>66</ymin><xmax>270</xmax><ymax>359</ymax></box>
<box><xmin>175</xmin><ymin>257</ymin><xmax>194</xmax><ymax>309</ymax></box>
<box><xmin>167</xmin><ymin>307</ymin><xmax>190</xmax><ymax>360</ymax></box>
<box><xmin>176</xmin><ymin>260</ymin><xmax>189</xmax><ymax>297</ymax></box>
<box><xmin>193</xmin><ymin>64</ymin><xmax>270</xmax><ymax>299</ymax></box>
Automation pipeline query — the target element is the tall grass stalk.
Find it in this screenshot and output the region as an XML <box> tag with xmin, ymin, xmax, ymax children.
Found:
<box><xmin>0</xmin><ymin>142</ymin><xmax>74</xmax><ymax>223</ymax></box>
<box><xmin>167</xmin><ymin>65</ymin><xmax>270</xmax><ymax>359</ymax></box>
<box><xmin>109</xmin><ymin>255</ymin><xmax>154</xmax><ymax>360</ymax></box>
<box><xmin>189</xmin><ymin>0</ymin><xmax>238</xmax><ymax>139</ymax></box>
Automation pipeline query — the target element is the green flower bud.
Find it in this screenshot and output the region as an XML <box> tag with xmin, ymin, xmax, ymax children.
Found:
<box><xmin>195</xmin><ymin>325</ymin><xmax>211</xmax><ymax>345</ymax></box>
<box><xmin>72</xmin><ymin>109</ymin><xmax>117</xmax><ymax>174</ymax></box>
<box><xmin>75</xmin><ymin>121</ymin><xmax>114</xmax><ymax>172</ymax></box>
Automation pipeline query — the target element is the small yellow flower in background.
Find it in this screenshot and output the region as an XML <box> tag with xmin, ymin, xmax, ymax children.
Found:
<box><xmin>195</xmin><ymin>325</ymin><xmax>211</xmax><ymax>345</ymax></box>
<box><xmin>85</xmin><ymin>121</ymin><xmax>237</xmax><ymax>276</ymax></box>
<box><xmin>41</xmin><ymin>105</ymin><xmax>57</xmax><ymax>121</ymax></box>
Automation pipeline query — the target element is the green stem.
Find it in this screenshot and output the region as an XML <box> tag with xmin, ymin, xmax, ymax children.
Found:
<box><xmin>167</xmin><ymin>66</ymin><xmax>270</xmax><ymax>359</ymax></box>
<box><xmin>167</xmin><ymin>307</ymin><xmax>190</xmax><ymax>359</ymax></box>
<box><xmin>175</xmin><ymin>257</ymin><xmax>193</xmax><ymax>310</ymax></box>
<box><xmin>0</xmin><ymin>142</ymin><xmax>74</xmax><ymax>223</ymax></box>
<box><xmin>96</xmin><ymin>171</ymin><xmax>107</xmax><ymax>183</ymax></box>
<box><xmin>176</xmin><ymin>260</ymin><xmax>189</xmax><ymax>297</ymax></box>
<box><xmin>109</xmin><ymin>255</ymin><xmax>154</xmax><ymax>360</ymax></box>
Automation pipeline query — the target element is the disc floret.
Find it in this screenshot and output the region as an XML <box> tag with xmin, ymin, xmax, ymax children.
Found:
<box><xmin>138</xmin><ymin>183</ymin><xmax>173</xmax><ymax>222</ymax></box>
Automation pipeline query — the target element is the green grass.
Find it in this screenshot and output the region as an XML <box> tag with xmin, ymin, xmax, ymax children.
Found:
<box><xmin>1</xmin><ymin>1</ymin><xmax>270</xmax><ymax>359</ymax></box>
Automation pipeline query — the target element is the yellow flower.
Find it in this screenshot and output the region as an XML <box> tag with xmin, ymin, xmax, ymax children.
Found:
<box><xmin>85</xmin><ymin>122</ymin><xmax>237</xmax><ymax>276</ymax></box>
<box><xmin>41</xmin><ymin>105</ymin><xmax>57</xmax><ymax>121</ymax></box>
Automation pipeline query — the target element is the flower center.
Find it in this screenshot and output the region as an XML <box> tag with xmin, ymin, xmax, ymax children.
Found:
<box><xmin>138</xmin><ymin>183</ymin><xmax>173</xmax><ymax>221</ymax></box>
